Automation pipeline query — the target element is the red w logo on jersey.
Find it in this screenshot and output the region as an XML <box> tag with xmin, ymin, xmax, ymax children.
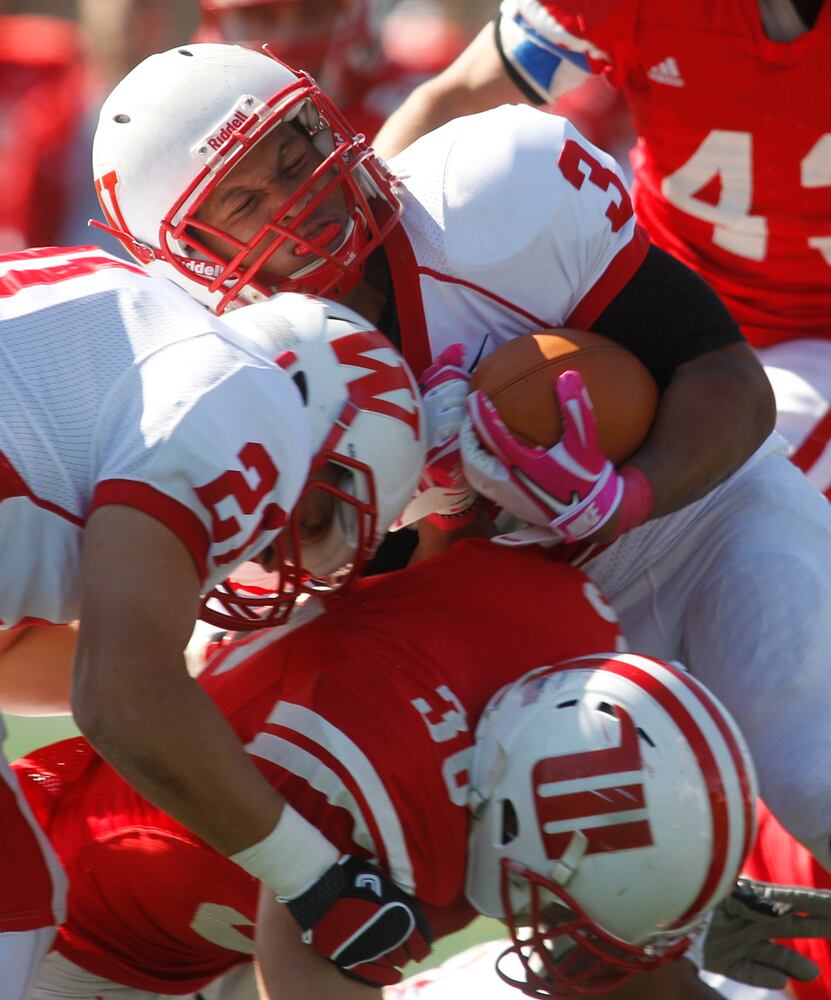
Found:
<box><xmin>533</xmin><ymin>707</ymin><xmax>653</xmax><ymax>857</ymax></box>
<box><xmin>332</xmin><ymin>331</ymin><xmax>421</xmax><ymax>439</ymax></box>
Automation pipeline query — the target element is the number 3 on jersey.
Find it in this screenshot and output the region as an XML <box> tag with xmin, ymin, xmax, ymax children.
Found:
<box><xmin>194</xmin><ymin>442</ymin><xmax>286</xmax><ymax>567</ymax></box>
<box><xmin>558</xmin><ymin>139</ymin><xmax>635</xmax><ymax>233</ymax></box>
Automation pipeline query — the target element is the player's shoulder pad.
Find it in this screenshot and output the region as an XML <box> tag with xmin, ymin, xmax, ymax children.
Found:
<box><xmin>534</xmin><ymin>0</ymin><xmax>637</xmax><ymax>43</ymax></box>
<box><xmin>393</xmin><ymin>105</ymin><xmax>576</xmax><ymax>271</ymax></box>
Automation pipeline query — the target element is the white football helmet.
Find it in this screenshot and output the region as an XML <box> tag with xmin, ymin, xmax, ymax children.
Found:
<box><xmin>201</xmin><ymin>292</ymin><xmax>425</xmax><ymax>629</ymax></box>
<box><xmin>466</xmin><ymin>653</ymin><xmax>757</xmax><ymax>998</ymax></box>
<box><xmin>91</xmin><ymin>43</ymin><xmax>401</xmax><ymax>314</ymax></box>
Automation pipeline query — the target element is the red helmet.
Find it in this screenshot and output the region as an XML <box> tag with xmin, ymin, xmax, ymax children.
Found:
<box><xmin>92</xmin><ymin>44</ymin><xmax>401</xmax><ymax>314</ymax></box>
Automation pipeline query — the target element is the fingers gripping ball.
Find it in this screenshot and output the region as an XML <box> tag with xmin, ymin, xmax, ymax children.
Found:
<box><xmin>469</xmin><ymin>329</ymin><xmax>659</xmax><ymax>463</ymax></box>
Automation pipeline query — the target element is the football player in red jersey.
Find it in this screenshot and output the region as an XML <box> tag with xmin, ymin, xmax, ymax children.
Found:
<box><xmin>0</xmin><ymin>268</ymin><xmax>426</xmax><ymax>995</ymax></box>
<box><xmin>17</xmin><ymin>538</ymin><xmax>791</xmax><ymax>1000</ymax></box>
<box><xmin>194</xmin><ymin>0</ymin><xmax>461</xmax><ymax>143</ymax></box>
<box><xmin>373</xmin><ymin>0</ymin><xmax>831</xmax><ymax>495</ymax></box>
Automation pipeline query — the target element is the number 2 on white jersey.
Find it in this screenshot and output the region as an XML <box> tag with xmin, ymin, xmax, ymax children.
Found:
<box><xmin>662</xmin><ymin>130</ymin><xmax>831</xmax><ymax>264</ymax></box>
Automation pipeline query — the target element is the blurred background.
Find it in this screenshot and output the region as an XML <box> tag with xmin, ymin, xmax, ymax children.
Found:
<box><xmin>0</xmin><ymin>0</ymin><xmax>494</xmax><ymax>255</ymax></box>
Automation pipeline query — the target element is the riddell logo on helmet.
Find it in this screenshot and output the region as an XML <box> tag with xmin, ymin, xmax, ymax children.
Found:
<box><xmin>184</xmin><ymin>259</ymin><xmax>222</xmax><ymax>278</ymax></box>
<box><xmin>204</xmin><ymin>109</ymin><xmax>250</xmax><ymax>152</ymax></box>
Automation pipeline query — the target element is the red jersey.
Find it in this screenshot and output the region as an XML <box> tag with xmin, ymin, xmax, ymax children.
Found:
<box><xmin>0</xmin><ymin>16</ymin><xmax>86</xmax><ymax>251</ymax></box>
<box><xmin>0</xmin><ymin>728</ymin><xmax>66</xmax><ymax>932</ymax></box>
<box><xmin>536</xmin><ymin>0</ymin><xmax>831</xmax><ymax>347</ymax></box>
<box><xmin>14</xmin><ymin>540</ymin><xmax>622</xmax><ymax>993</ymax></box>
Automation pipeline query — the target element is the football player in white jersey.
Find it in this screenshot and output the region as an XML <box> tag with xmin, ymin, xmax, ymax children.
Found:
<box><xmin>88</xmin><ymin>42</ymin><xmax>831</xmax><ymax>888</ymax></box>
<box><xmin>0</xmin><ymin>255</ymin><xmax>427</xmax><ymax>994</ymax></box>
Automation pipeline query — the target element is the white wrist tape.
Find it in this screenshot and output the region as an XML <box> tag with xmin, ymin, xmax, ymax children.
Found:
<box><xmin>230</xmin><ymin>804</ymin><xmax>340</xmax><ymax>899</ymax></box>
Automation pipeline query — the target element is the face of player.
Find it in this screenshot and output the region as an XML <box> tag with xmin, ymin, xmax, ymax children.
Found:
<box><xmin>255</xmin><ymin>462</ymin><xmax>346</xmax><ymax>574</ymax></box>
<box><xmin>213</xmin><ymin>0</ymin><xmax>343</xmax><ymax>76</ymax></box>
<box><xmin>196</xmin><ymin>120</ymin><xmax>350</xmax><ymax>285</ymax></box>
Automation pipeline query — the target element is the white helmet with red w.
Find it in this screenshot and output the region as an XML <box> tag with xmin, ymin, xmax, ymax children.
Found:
<box><xmin>203</xmin><ymin>292</ymin><xmax>425</xmax><ymax>629</ymax></box>
<box><xmin>466</xmin><ymin>653</ymin><xmax>757</xmax><ymax>998</ymax></box>
<box><xmin>91</xmin><ymin>43</ymin><xmax>400</xmax><ymax>314</ymax></box>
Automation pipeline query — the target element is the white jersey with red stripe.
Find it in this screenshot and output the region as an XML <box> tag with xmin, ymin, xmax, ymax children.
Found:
<box><xmin>386</xmin><ymin>105</ymin><xmax>648</xmax><ymax>377</ymax></box>
<box><xmin>0</xmin><ymin>245</ymin><xmax>310</xmax><ymax>627</ymax></box>
<box><xmin>382</xmin><ymin>103</ymin><xmax>831</xmax><ymax>864</ymax></box>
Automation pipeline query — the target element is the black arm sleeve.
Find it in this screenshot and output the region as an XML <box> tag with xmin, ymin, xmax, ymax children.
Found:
<box><xmin>591</xmin><ymin>244</ymin><xmax>745</xmax><ymax>390</ymax></box>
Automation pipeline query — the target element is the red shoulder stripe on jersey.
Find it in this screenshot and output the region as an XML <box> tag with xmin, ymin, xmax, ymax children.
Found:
<box><xmin>790</xmin><ymin>408</ymin><xmax>831</xmax><ymax>480</ymax></box>
<box><xmin>565</xmin><ymin>224</ymin><xmax>650</xmax><ymax>330</ymax></box>
<box><xmin>0</xmin><ymin>450</ymin><xmax>83</xmax><ymax>526</ymax></box>
<box><xmin>0</xmin><ymin>245</ymin><xmax>102</xmax><ymax>263</ymax></box>
<box><xmin>382</xmin><ymin>218</ymin><xmax>432</xmax><ymax>376</ymax></box>
<box><xmin>89</xmin><ymin>480</ymin><xmax>210</xmax><ymax>582</ymax></box>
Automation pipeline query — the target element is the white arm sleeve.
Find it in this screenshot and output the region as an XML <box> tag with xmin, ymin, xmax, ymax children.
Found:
<box><xmin>496</xmin><ymin>0</ymin><xmax>600</xmax><ymax>104</ymax></box>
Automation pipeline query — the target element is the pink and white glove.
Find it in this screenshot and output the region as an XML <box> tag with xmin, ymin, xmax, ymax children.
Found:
<box><xmin>460</xmin><ymin>370</ymin><xmax>623</xmax><ymax>543</ymax></box>
<box><xmin>395</xmin><ymin>344</ymin><xmax>480</xmax><ymax>530</ymax></box>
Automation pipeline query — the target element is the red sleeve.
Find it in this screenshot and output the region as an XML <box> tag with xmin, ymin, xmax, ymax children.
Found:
<box><xmin>537</xmin><ymin>0</ymin><xmax>638</xmax><ymax>83</ymax></box>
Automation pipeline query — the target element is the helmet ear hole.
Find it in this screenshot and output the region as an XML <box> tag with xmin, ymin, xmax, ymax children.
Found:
<box><xmin>500</xmin><ymin>799</ymin><xmax>519</xmax><ymax>846</ymax></box>
<box><xmin>292</xmin><ymin>371</ymin><xmax>308</xmax><ymax>403</ymax></box>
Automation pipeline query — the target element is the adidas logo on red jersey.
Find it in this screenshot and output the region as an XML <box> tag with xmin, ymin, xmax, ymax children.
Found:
<box><xmin>646</xmin><ymin>57</ymin><xmax>685</xmax><ymax>87</ymax></box>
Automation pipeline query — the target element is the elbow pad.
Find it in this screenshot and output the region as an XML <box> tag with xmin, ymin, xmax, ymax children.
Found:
<box><xmin>496</xmin><ymin>0</ymin><xmax>592</xmax><ymax>105</ymax></box>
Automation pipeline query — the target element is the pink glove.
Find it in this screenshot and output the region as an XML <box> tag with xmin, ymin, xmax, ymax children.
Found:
<box><xmin>395</xmin><ymin>344</ymin><xmax>479</xmax><ymax>530</ymax></box>
<box><xmin>461</xmin><ymin>370</ymin><xmax>623</xmax><ymax>542</ymax></box>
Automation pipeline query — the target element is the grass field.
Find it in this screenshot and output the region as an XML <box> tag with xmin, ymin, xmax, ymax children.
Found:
<box><xmin>5</xmin><ymin>712</ymin><xmax>80</xmax><ymax>761</ymax></box>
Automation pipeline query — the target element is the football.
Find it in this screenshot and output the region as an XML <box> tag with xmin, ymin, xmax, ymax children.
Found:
<box><xmin>469</xmin><ymin>329</ymin><xmax>659</xmax><ymax>464</ymax></box>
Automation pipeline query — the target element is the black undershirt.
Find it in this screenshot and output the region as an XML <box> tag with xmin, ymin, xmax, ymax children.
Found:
<box><xmin>791</xmin><ymin>0</ymin><xmax>824</xmax><ymax>28</ymax></box>
<box><xmin>591</xmin><ymin>244</ymin><xmax>744</xmax><ymax>391</ymax></box>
